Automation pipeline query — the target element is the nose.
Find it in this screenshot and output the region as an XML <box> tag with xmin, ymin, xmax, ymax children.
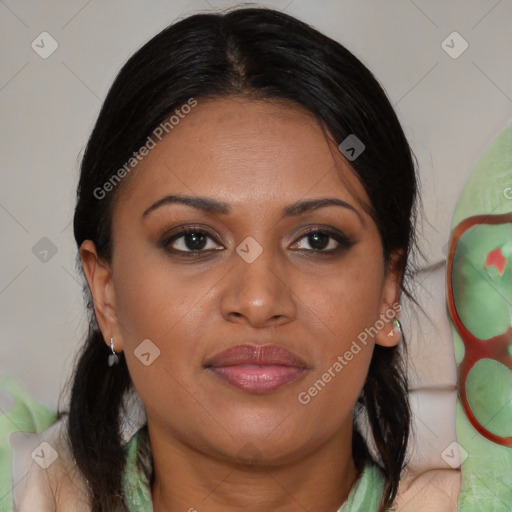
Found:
<box><xmin>219</xmin><ymin>245</ymin><xmax>297</xmax><ymax>329</ymax></box>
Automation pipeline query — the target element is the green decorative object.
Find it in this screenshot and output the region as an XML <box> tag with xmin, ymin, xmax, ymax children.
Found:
<box><xmin>446</xmin><ymin>122</ymin><xmax>512</xmax><ymax>511</ymax></box>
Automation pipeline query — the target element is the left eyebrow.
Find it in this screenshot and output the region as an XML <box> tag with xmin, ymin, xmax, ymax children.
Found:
<box><xmin>141</xmin><ymin>194</ymin><xmax>363</xmax><ymax>223</ymax></box>
<box><xmin>282</xmin><ymin>198</ymin><xmax>363</xmax><ymax>224</ymax></box>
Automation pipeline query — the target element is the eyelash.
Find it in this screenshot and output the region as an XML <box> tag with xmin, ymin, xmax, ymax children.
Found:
<box><xmin>159</xmin><ymin>225</ymin><xmax>355</xmax><ymax>257</ymax></box>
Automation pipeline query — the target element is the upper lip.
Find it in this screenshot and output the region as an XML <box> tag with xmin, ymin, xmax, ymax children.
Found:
<box><xmin>204</xmin><ymin>344</ymin><xmax>308</xmax><ymax>368</ymax></box>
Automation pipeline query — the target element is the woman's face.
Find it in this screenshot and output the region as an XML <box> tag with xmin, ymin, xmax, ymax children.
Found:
<box><xmin>82</xmin><ymin>97</ymin><xmax>401</xmax><ymax>465</ymax></box>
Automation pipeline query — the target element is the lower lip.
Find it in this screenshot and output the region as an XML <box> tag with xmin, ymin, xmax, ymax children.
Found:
<box><xmin>206</xmin><ymin>364</ymin><xmax>306</xmax><ymax>393</ymax></box>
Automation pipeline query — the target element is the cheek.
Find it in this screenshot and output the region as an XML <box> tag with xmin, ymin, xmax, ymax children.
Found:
<box><xmin>111</xmin><ymin>237</ymin><xmax>203</xmax><ymax>338</ymax></box>
<box><xmin>111</xmin><ymin>244</ymin><xmax>221</xmax><ymax>378</ymax></box>
<box><xmin>112</xmin><ymin>255</ymin><xmax>213</xmax><ymax>421</ymax></box>
<box><xmin>289</xmin><ymin>252</ymin><xmax>384</xmax><ymax>418</ymax></box>
<box><xmin>299</xmin><ymin>250</ymin><xmax>385</xmax><ymax>347</ymax></box>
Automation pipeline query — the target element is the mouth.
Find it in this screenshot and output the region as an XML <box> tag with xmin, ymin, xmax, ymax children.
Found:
<box><xmin>204</xmin><ymin>344</ymin><xmax>308</xmax><ymax>394</ymax></box>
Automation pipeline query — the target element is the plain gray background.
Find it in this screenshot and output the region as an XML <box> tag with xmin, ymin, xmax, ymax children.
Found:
<box><xmin>1</xmin><ymin>0</ymin><xmax>511</xmax><ymax>410</ymax></box>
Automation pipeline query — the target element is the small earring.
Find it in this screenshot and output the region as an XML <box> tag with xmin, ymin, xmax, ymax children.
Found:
<box><xmin>108</xmin><ymin>337</ymin><xmax>120</xmax><ymax>366</ymax></box>
<box><xmin>387</xmin><ymin>318</ymin><xmax>403</xmax><ymax>339</ymax></box>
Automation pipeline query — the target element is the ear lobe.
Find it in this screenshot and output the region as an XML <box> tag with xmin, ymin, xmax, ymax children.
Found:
<box><xmin>79</xmin><ymin>240</ymin><xmax>120</xmax><ymax>349</ymax></box>
<box><xmin>375</xmin><ymin>250</ymin><xmax>404</xmax><ymax>348</ymax></box>
<box><xmin>375</xmin><ymin>316</ymin><xmax>402</xmax><ymax>347</ymax></box>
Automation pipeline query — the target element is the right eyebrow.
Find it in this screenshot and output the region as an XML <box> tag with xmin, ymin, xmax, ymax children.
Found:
<box><xmin>142</xmin><ymin>195</ymin><xmax>231</xmax><ymax>218</ymax></box>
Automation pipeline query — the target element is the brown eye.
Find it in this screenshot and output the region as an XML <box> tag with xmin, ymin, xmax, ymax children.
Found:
<box><xmin>305</xmin><ymin>232</ymin><xmax>331</xmax><ymax>250</ymax></box>
<box><xmin>162</xmin><ymin>228</ymin><xmax>223</xmax><ymax>254</ymax></box>
<box><xmin>292</xmin><ymin>228</ymin><xmax>355</xmax><ymax>254</ymax></box>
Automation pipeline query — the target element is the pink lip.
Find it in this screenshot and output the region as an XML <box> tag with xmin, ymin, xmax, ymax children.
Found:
<box><xmin>204</xmin><ymin>344</ymin><xmax>308</xmax><ymax>394</ymax></box>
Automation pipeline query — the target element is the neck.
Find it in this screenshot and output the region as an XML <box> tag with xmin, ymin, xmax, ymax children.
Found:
<box><xmin>148</xmin><ymin>418</ymin><xmax>359</xmax><ymax>512</ymax></box>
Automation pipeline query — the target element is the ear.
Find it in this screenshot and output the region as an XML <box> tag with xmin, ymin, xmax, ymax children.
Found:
<box><xmin>79</xmin><ymin>240</ymin><xmax>123</xmax><ymax>352</ymax></box>
<box><xmin>374</xmin><ymin>249</ymin><xmax>404</xmax><ymax>348</ymax></box>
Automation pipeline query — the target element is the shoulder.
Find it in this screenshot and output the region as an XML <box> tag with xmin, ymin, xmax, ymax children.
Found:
<box><xmin>394</xmin><ymin>467</ymin><xmax>461</xmax><ymax>511</ymax></box>
<box><xmin>10</xmin><ymin>417</ymin><xmax>91</xmax><ymax>511</ymax></box>
<box><xmin>0</xmin><ymin>376</ymin><xmax>90</xmax><ymax>511</ymax></box>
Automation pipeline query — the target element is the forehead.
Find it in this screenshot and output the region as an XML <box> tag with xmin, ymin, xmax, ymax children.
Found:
<box><xmin>114</xmin><ymin>97</ymin><xmax>370</xmax><ymax>214</ymax></box>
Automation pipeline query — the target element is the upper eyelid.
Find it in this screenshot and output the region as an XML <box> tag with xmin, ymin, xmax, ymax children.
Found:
<box><xmin>162</xmin><ymin>225</ymin><xmax>345</xmax><ymax>239</ymax></box>
<box><xmin>160</xmin><ymin>224</ymin><xmax>219</xmax><ymax>238</ymax></box>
